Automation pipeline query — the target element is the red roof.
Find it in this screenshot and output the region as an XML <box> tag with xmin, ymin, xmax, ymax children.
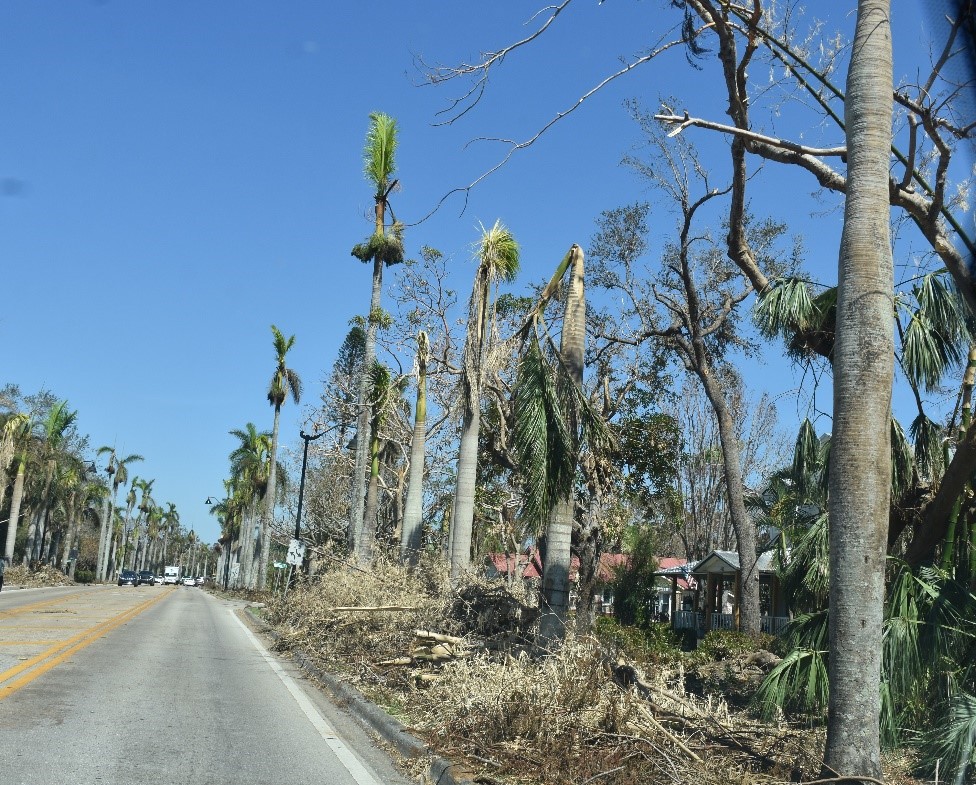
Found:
<box><xmin>487</xmin><ymin>552</ymin><xmax>688</xmax><ymax>586</ymax></box>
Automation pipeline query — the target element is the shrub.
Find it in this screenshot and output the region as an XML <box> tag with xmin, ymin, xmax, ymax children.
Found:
<box><xmin>595</xmin><ymin>615</ymin><xmax>681</xmax><ymax>666</ymax></box>
<box><xmin>688</xmin><ymin>629</ymin><xmax>777</xmax><ymax>666</ymax></box>
<box><xmin>74</xmin><ymin>569</ymin><xmax>94</xmax><ymax>584</ymax></box>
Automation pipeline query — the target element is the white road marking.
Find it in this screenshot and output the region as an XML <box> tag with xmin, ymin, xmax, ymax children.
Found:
<box><xmin>231</xmin><ymin>609</ymin><xmax>382</xmax><ymax>785</ymax></box>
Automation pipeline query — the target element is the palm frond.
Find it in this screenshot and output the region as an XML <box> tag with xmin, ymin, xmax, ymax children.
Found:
<box><xmin>477</xmin><ymin>220</ymin><xmax>521</xmax><ymax>283</ymax></box>
<box><xmin>754</xmin><ymin>277</ymin><xmax>815</xmax><ymax>337</ymax></box>
<box><xmin>351</xmin><ymin>230</ymin><xmax>405</xmax><ymax>265</ymax></box>
<box><xmin>902</xmin><ymin>310</ymin><xmax>964</xmax><ymax>392</ymax></box>
<box><xmin>890</xmin><ymin>418</ymin><xmax>915</xmax><ymax>503</ymax></box>
<box><xmin>909</xmin><ymin>413</ymin><xmax>947</xmax><ymax>481</ymax></box>
<box><xmin>917</xmin><ymin>690</ymin><xmax>976</xmax><ymax>784</ymax></box>
<box><xmin>754</xmin><ymin>645</ymin><xmax>829</xmax><ymax>721</ymax></box>
<box><xmin>791</xmin><ymin>419</ymin><xmax>820</xmax><ymax>497</ymax></box>
<box><xmin>363</xmin><ymin>111</ymin><xmax>398</xmax><ymax>192</ymax></box>
<box><xmin>513</xmin><ymin>338</ymin><xmax>572</xmax><ymax>530</ymax></box>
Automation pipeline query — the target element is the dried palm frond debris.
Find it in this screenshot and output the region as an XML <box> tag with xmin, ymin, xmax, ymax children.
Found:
<box><xmin>266</xmin><ymin>558</ymin><xmax>919</xmax><ymax>785</ymax></box>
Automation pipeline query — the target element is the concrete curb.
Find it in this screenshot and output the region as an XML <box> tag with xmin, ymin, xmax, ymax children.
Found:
<box><xmin>244</xmin><ymin>606</ymin><xmax>477</xmax><ymax>785</ymax></box>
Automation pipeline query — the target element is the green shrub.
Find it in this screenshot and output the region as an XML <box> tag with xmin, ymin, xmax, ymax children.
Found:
<box><xmin>74</xmin><ymin>569</ymin><xmax>94</xmax><ymax>584</ymax></box>
<box><xmin>595</xmin><ymin>616</ymin><xmax>681</xmax><ymax>666</ymax></box>
<box><xmin>687</xmin><ymin>629</ymin><xmax>777</xmax><ymax>666</ymax></box>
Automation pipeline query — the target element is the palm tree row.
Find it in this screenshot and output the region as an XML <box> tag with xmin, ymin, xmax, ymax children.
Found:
<box><xmin>1</xmin><ymin>388</ymin><xmax>189</xmax><ymax>577</ymax></box>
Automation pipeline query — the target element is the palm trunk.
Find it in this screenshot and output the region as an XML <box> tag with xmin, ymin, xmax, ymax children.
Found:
<box><xmin>60</xmin><ymin>493</ymin><xmax>77</xmax><ymax>568</ymax></box>
<box><xmin>4</xmin><ymin>461</ymin><xmax>25</xmax><ymax>563</ymax></box>
<box><xmin>97</xmin><ymin>492</ymin><xmax>112</xmax><ymax>581</ymax></box>
<box><xmin>401</xmin><ymin>347</ymin><xmax>428</xmax><ymax>564</ymax></box>
<box><xmin>362</xmin><ymin>424</ymin><xmax>381</xmax><ymax>563</ymax></box>
<box><xmin>823</xmin><ymin>1</ymin><xmax>893</xmax><ymax>778</ymax></box>
<box><xmin>539</xmin><ymin>245</ymin><xmax>585</xmax><ymax>646</ymax></box>
<box><xmin>258</xmin><ymin>406</ymin><xmax>282</xmax><ymax>591</ymax></box>
<box><xmin>450</xmin><ymin>406</ymin><xmax>481</xmax><ymax>579</ymax></box>
<box><xmin>350</xmin><ymin>198</ymin><xmax>387</xmax><ymax>564</ymax></box>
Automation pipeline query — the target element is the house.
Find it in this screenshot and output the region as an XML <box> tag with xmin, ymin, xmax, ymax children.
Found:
<box><xmin>485</xmin><ymin>551</ymin><xmax>629</xmax><ymax>613</ymax></box>
<box><xmin>659</xmin><ymin>549</ymin><xmax>790</xmax><ymax>636</ymax></box>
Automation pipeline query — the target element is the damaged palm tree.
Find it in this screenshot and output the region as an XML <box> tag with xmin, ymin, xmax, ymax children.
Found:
<box><xmin>513</xmin><ymin>244</ymin><xmax>612</xmax><ymax>648</ymax></box>
<box><xmin>348</xmin><ymin>112</ymin><xmax>405</xmax><ymax>565</ymax></box>
<box><xmin>450</xmin><ymin>221</ymin><xmax>521</xmax><ymax>580</ymax></box>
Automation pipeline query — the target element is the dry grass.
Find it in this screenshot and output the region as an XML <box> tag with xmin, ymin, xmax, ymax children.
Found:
<box><xmin>266</xmin><ymin>558</ymin><xmax>920</xmax><ymax>785</ymax></box>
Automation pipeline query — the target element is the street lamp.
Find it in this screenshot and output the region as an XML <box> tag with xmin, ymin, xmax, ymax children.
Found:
<box><xmin>294</xmin><ymin>428</ymin><xmax>330</xmax><ymax>542</ymax></box>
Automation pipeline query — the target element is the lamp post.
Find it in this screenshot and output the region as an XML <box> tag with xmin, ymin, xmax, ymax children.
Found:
<box><xmin>286</xmin><ymin>428</ymin><xmax>329</xmax><ymax>591</ymax></box>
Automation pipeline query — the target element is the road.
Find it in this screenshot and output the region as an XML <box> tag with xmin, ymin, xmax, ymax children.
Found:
<box><xmin>0</xmin><ymin>584</ymin><xmax>412</xmax><ymax>785</ymax></box>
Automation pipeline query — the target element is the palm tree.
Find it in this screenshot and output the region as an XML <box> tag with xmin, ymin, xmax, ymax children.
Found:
<box><xmin>228</xmin><ymin>422</ymin><xmax>272</xmax><ymax>588</ymax></box>
<box><xmin>401</xmin><ymin>331</ymin><xmax>429</xmax><ymax>564</ymax></box>
<box><xmin>24</xmin><ymin>401</ymin><xmax>77</xmax><ymax>564</ymax></box>
<box><xmin>538</xmin><ymin>245</ymin><xmax>585</xmax><ymax>646</ymax></box>
<box><xmin>2</xmin><ymin>413</ymin><xmax>30</xmax><ymax>563</ymax></box>
<box><xmin>360</xmin><ymin>362</ymin><xmax>406</xmax><ymax>561</ymax></box>
<box><xmin>348</xmin><ymin>111</ymin><xmax>405</xmax><ymax>564</ymax></box>
<box><xmin>115</xmin><ymin>477</ymin><xmax>140</xmax><ymax>575</ymax></box>
<box><xmin>259</xmin><ymin>325</ymin><xmax>302</xmax><ymax>590</ymax></box>
<box><xmin>95</xmin><ymin>448</ymin><xmax>143</xmax><ymax>580</ymax></box>
<box><xmin>161</xmin><ymin>502</ymin><xmax>179</xmax><ymax>567</ymax></box>
<box><xmin>450</xmin><ymin>221</ymin><xmax>520</xmax><ymax>580</ymax></box>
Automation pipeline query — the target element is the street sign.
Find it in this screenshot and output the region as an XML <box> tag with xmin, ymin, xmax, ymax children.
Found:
<box><xmin>273</xmin><ymin>562</ymin><xmax>287</xmax><ymax>569</ymax></box>
<box><xmin>286</xmin><ymin>539</ymin><xmax>306</xmax><ymax>566</ymax></box>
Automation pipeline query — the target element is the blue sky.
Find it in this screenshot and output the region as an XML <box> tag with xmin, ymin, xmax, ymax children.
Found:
<box><xmin>0</xmin><ymin>1</ymin><xmax>952</xmax><ymax>544</ymax></box>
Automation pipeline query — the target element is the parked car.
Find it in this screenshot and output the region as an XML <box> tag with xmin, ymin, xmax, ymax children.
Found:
<box><xmin>118</xmin><ymin>570</ymin><xmax>138</xmax><ymax>586</ymax></box>
<box><xmin>195</xmin><ymin>576</ymin><xmax>206</xmax><ymax>586</ymax></box>
<box><xmin>181</xmin><ymin>576</ymin><xmax>195</xmax><ymax>586</ymax></box>
<box><xmin>138</xmin><ymin>570</ymin><xmax>155</xmax><ymax>586</ymax></box>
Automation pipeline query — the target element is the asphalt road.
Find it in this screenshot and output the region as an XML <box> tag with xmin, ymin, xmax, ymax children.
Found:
<box><xmin>0</xmin><ymin>584</ymin><xmax>412</xmax><ymax>785</ymax></box>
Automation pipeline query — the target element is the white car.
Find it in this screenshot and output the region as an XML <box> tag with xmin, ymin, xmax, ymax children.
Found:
<box><xmin>181</xmin><ymin>576</ymin><xmax>195</xmax><ymax>586</ymax></box>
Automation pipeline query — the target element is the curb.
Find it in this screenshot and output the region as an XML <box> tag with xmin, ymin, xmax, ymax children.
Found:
<box><xmin>245</xmin><ymin>606</ymin><xmax>477</xmax><ymax>785</ymax></box>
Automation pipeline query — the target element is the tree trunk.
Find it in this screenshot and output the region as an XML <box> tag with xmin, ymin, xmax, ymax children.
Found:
<box><xmin>258</xmin><ymin>405</ymin><xmax>282</xmax><ymax>591</ymax></box>
<box><xmin>539</xmin><ymin>245</ymin><xmax>586</xmax><ymax>647</ymax></box>
<box><xmin>573</xmin><ymin>504</ymin><xmax>603</xmax><ymax>633</ymax></box>
<box><xmin>349</xmin><ymin>201</ymin><xmax>386</xmax><ymax>565</ymax></box>
<box><xmin>3</xmin><ymin>461</ymin><xmax>25</xmax><ymax>563</ymax></box>
<box><xmin>97</xmin><ymin>491</ymin><xmax>112</xmax><ymax>581</ymax></box>
<box><xmin>450</xmin><ymin>406</ymin><xmax>481</xmax><ymax>580</ymax></box>
<box><xmin>697</xmin><ymin>369</ymin><xmax>761</xmax><ymax>635</ymax></box>
<box><xmin>401</xmin><ymin>373</ymin><xmax>427</xmax><ymax>565</ymax></box>
<box><xmin>823</xmin><ymin>1</ymin><xmax>893</xmax><ymax>779</ymax></box>
<box><xmin>362</xmin><ymin>429</ymin><xmax>381</xmax><ymax>563</ymax></box>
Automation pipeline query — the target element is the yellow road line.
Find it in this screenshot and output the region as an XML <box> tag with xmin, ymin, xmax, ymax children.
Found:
<box><xmin>0</xmin><ymin>640</ymin><xmax>60</xmax><ymax>645</ymax></box>
<box><xmin>0</xmin><ymin>592</ymin><xmax>88</xmax><ymax>619</ymax></box>
<box><xmin>0</xmin><ymin>591</ymin><xmax>169</xmax><ymax>699</ymax></box>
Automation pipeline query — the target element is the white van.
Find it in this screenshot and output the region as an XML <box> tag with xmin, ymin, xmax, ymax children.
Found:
<box><xmin>163</xmin><ymin>566</ymin><xmax>180</xmax><ymax>585</ymax></box>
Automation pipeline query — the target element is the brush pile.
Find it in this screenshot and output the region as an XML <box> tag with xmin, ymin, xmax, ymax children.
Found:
<box><xmin>266</xmin><ymin>558</ymin><xmax>918</xmax><ymax>785</ymax></box>
<box><xmin>4</xmin><ymin>563</ymin><xmax>74</xmax><ymax>588</ymax></box>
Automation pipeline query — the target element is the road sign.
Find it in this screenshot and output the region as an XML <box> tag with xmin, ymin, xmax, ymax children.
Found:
<box><xmin>286</xmin><ymin>539</ymin><xmax>305</xmax><ymax>566</ymax></box>
<box><xmin>273</xmin><ymin>562</ymin><xmax>287</xmax><ymax>569</ymax></box>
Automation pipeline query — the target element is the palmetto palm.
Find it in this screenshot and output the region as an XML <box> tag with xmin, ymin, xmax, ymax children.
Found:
<box><xmin>349</xmin><ymin>112</ymin><xmax>404</xmax><ymax>565</ymax></box>
<box><xmin>449</xmin><ymin>221</ymin><xmax>520</xmax><ymax>580</ymax></box>
<box><xmin>258</xmin><ymin>325</ymin><xmax>302</xmax><ymax>589</ymax></box>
